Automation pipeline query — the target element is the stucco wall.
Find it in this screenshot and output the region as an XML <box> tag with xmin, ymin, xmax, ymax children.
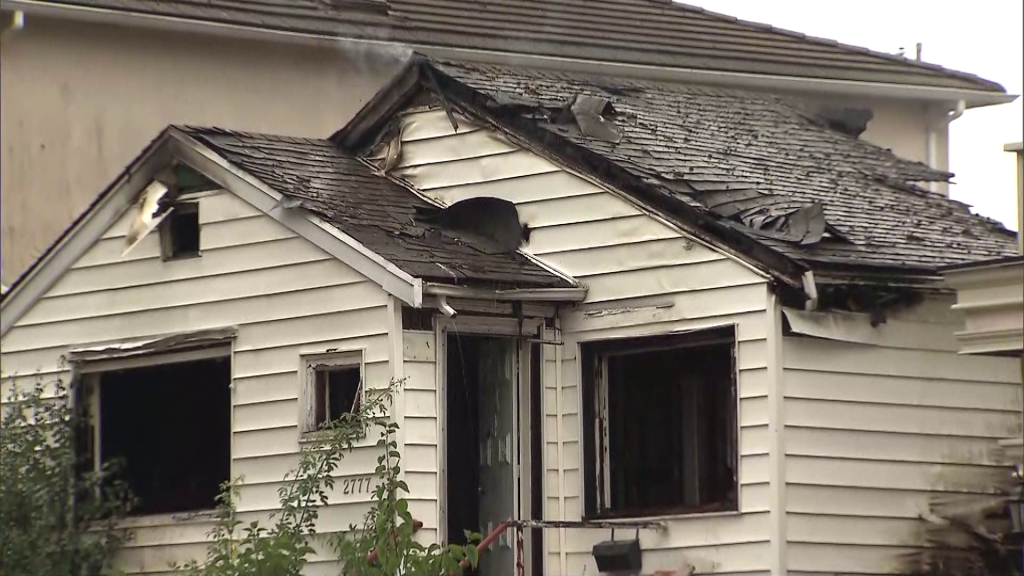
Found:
<box><xmin>0</xmin><ymin>16</ymin><xmax>404</xmax><ymax>284</ymax></box>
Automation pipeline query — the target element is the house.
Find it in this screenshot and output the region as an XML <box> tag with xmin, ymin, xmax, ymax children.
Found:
<box><xmin>0</xmin><ymin>0</ymin><xmax>1016</xmax><ymax>285</ymax></box>
<box><xmin>942</xmin><ymin>142</ymin><xmax>1024</xmax><ymax>466</ymax></box>
<box><xmin>2</xmin><ymin>56</ymin><xmax>1022</xmax><ymax>576</ymax></box>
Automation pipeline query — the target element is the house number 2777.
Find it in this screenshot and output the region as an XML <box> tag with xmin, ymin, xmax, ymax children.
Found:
<box><xmin>342</xmin><ymin>477</ymin><xmax>374</xmax><ymax>495</ymax></box>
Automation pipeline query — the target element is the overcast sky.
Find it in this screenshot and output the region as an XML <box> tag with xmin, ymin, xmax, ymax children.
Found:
<box><xmin>690</xmin><ymin>0</ymin><xmax>1024</xmax><ymax>231</ymax></box>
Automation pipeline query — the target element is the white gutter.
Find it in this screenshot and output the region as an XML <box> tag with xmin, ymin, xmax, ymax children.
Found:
<box><xmin>926</xmin><ymin>99</ymin><xmax>966</xmax><ymax>193</ymax></box>
<box><xmin>2</xmin><ymin>0</ymin><xmax>1016</xmax><ymax>108</ymax></box>
<box><xmin>423</xmin><ymin>282</ymin><xmax>587</xmax><ymax>303</ymax></box>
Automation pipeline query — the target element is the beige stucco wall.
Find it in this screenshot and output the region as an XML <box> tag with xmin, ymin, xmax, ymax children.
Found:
<box><xmin>808</xmin><ymin>94</ymin><xmax>945</xmax><ymax>173</ymax></box>
<box><xmin>0</xmin><ymin>16</ymin><xmax>405</xmax><ymax>284</ymax></box>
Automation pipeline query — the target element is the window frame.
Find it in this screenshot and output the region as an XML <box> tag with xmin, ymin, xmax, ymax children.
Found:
<box><xmin>580</xmin><ymin>325</ymin><xmax>739</xmax><ymax>520</ymax></box>
<box><xmin>300</xmin><ymin>350</ymin><xmax>365</xmax><ymax>439</ymax></box>
<box><xmin>73</xmin><ymin>345</ymin><xmax>233</xmax><ymax>517</ymax></box>
<box><xmin>160</xmin><ymin>200</ymin><xmax>201</xmax><ymax>261</ymax></box>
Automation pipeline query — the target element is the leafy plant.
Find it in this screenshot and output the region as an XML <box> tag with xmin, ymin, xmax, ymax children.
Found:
<box><xmin>183</xmin><ymin>378</ymin><xmax>480</xmax><ymax>576</ymax></box>
<box><xmin>0</xmin><ymin>377</ymin><xmax>133</xmax><ymax>576</ymax></box>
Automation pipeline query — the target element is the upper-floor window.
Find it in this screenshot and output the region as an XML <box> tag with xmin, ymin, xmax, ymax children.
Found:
<box><xmin>160</xmin><ymin>201</ymin><xmax>200</xmax><ymax>260</ymax></box>
<box><xmin>581</xmin><ymin>326</ymin><xmax>738</xmax><ymax>518</ymax></box>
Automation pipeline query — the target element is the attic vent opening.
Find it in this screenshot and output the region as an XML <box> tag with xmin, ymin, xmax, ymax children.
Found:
<box><xmin>161</xmin><ymin>202</ymin><xmax>200</xmax><ymax>260</ymax></box>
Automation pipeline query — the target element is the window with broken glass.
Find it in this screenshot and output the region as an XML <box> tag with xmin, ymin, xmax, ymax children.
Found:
<box><xmin>76</xmin><ymin>352</ymin><xmax>232</xmax><ymax>516</ymax></box>
<box><xmin>582</xmin><ymin>326</ymin><xmax>738</xmax><ymax>518</ymax></box>
<box><xmin>160</xmin><ymin>201</ymin><xmax>200</xmax><ymax>260</ymax></box>
<box><xmin>302</xmin><ymin>352</ymin><xmax>363</xmax><ymax>435</ymax></box>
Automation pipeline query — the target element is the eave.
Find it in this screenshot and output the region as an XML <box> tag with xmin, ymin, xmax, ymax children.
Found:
<box><xmin>2</xmin><ymin>0</ymin><xmax>1013</xmax><ymax>109</ymax></box>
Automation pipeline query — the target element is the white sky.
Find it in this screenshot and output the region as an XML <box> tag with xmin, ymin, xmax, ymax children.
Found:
<box><xmin>689</xmin><ymin>0</ymin><xmax>1024</xmax><ymax>231</ymax></box>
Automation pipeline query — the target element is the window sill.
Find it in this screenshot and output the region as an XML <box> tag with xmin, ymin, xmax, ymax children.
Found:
<box><xmin>584</xmin><ymin>508</ymin><xmax>741</xmax><ymax>523</ymax></box>
<box><xmin>299</xmin><ymin>430</ymin><xmax>371</xmax><ymax>448</ymax></box>
<box><xmin>117</xmin><ymin>509</ymin><xmax>219</xmax><ymax>529</ymax></box>
<box><xmin>162</xmin><ymin>252</ymin><xmax>202</xmax><ymax>262</ymax></box>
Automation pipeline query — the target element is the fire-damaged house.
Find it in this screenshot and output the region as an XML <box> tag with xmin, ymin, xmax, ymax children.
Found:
<box><xmin>1</xmin><ymin>57</ymin><xmax>1021</xmax><ymax>575</ymax></box>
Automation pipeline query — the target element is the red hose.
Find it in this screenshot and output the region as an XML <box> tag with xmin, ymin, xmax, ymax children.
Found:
<box><xmin>454</xmin><ymin>520</ymin><xmax>511</xmax><ymax>575</ymax></box>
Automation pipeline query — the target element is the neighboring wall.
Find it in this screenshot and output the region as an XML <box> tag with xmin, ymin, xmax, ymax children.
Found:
<box><xmin>780</xmin><ymin>298</ymin><xmax>1023</xmax><ymax>574</ymax></box>
<box><xmin>0</xmin><ymin>191</ymin><xmax>419</xmax><ymax>575</ymax></box>
<box><xmin>392</xmin><ymin>108</ymin><xmax>776</xmax><ymax>575</ymax></box>
<box><xmin>0</xmin><ymin>16</ymin><xmax>404</xmax><ymax>284</ymax></box>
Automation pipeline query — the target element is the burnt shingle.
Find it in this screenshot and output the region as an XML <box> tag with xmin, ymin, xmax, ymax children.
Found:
<box><xmin>182</xmin><ymin>127</ymin><xmax>571</xmax><ymax>289</ymax></box>
<box><xmin>431</xmin><ymin>60</ymin><xmax>1018</xmax><ymax>271</ymax></box>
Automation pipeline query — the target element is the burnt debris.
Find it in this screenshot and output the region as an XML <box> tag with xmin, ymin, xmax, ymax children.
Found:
<box><xmin>487</xmin><ymin>91</ymin><xmax>624</xmax><ymax>143</ymax></box>
<box><xmin>414</xmin><ymin>197</ymin><xmax>530</xmax><ymax>254</ymax></box>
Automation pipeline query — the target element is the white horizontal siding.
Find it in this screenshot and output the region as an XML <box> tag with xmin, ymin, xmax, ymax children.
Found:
<box><xmin>394</xmin><ymin>108</ymin><xmax>773</xmax><ymax>575</ymax></box>
<box><xmin>0</xmin><ymin>191</ymin><xmax>395</xmax><ymax>574</ymax></box>
<box><xmin>781</xmin><ymin>305</ymin><xmax>1023</xmax><ymax>575</ymax></box>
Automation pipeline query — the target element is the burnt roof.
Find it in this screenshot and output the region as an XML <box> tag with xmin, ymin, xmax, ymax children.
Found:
<box><xmin>32</xmin><ymin>0</ymin><xmax>1005</xmax><ymax>93</ymax></box>
<box><xmin>181</xmin><ymin>127</ymin><xmax>572</xmax><ymax>289</ymax></box>
<box><xmin>345</xmin><ymin>59</ymin><xmax>1018</xmax><ymax>279</ymax></box>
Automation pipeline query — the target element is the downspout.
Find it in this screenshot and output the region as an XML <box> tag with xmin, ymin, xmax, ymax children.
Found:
<box><xmin>801</xmin><ymin>270</ymin><xmax>819</xmax><ymax>311</ymax></box>
<box><xmin>926</xmin><ymin>100</ymin><xmax>966</xmax><ymax>194</ymax></box>
<box><xmin>554</xmin><ymin>314</ymin><xmax>568</xmax><ymax>576</ymax></box>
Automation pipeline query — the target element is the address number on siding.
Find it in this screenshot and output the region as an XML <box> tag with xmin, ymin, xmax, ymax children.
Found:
<box><xmin>342</xmin><ymin>477</ymin><xmax>374</xmax><ymax>495</ymax></box>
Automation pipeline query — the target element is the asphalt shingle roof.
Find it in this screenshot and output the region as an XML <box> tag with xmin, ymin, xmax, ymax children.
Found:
<box><xmin>182</xmin><ymin>127</ymin><xmax>572</xmax><ymax>288</ymax></box>
<box><xmin>429</xmin><ymin>60</ymin><xmax>1018</xmax><ymax>271</ymax></box>
<box><xmin>33</xmin><ymin>0</ymin><xmax>1005</xmax><ymax>93</ymax></box>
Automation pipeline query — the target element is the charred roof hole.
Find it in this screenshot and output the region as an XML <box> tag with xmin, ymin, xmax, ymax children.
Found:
<box><xmin>414</xmin><ymin>197</ymin><xmax>530</xmax><ymax>254</ymax></box>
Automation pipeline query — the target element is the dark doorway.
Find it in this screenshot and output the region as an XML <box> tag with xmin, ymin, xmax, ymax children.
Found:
<box><xmin>445</xmin><ymin>333</ymin><xmax>482</xmax><ymax>549</ymax></box>
<box><xmin>445</xmin><ymin>334</ymin><xmax>518</xmax><ymax>576</ymax></box>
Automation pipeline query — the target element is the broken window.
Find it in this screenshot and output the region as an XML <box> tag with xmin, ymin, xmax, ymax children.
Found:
<box><xmin>78</xmin><ymin>355</ymin><xmax>231</xmax><ymax>516</ymax></box>
<box><xmin>582</xmin><ymin>326</ymin><xmax>737</xmax><ymax>517</ymax></box>
<box><xmin>160</xmin><ymin>201</ymin><xmax>200</xmax><ymax>260</ymax></box>
<box><xmin>303</xmin><ymin>352</ymin><xmax>363</xmax><ymax>433</ymax></box>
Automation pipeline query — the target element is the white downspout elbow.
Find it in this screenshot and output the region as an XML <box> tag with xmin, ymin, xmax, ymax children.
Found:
<box><xmin>802</xmin><ymin>270</ymin><xmax>819</xmax><ymax>311</ymax></box>
<box><xmin>927</xmin><ymin>100</ymin><xmax>966</xmax><ymax>194</ymax></box>
<box><xmin>2</xmin><ymin>10</ymin><xmax>24</xmax><ymax>37</ymax></box>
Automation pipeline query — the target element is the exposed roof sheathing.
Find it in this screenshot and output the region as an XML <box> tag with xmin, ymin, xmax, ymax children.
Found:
<box><xmin>411</xmin><ymin>60</ymin><xmax>1017</xmax><ymax>273</ymax></box>
<box><xmin>182</xmin><ymin>127</ymin><xmax>571</xmax><ymax>289</ymax></box>
<box><xmin>26</xmin><ymin>0</ymin><xmax>1006</xmax><ymax>93</ymax></box>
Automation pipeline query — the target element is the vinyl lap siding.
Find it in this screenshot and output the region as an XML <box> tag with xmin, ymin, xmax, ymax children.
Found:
<box><xmin>0</xmin><ymin>191</ymin><xmax>401</xmax><ymax>575</ymax></box>
<box><xmin>394</xmin><ymin>108</ymin><xmax>773</xmax><ymax>575</ymax></box>
<box><xmin>781</xmin><ymin>304</ymin><xmax>1022</xmax><ymax>574</ymax></box>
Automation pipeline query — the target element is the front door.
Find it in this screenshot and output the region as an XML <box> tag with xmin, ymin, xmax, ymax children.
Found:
<box><xmin>477</xmin><ymin>338</ymin><xmax>517</xmax><ymax>576</ymax></box>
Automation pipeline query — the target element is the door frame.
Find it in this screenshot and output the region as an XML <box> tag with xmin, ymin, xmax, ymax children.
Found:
<box><xmin>436</xmin><ymin>315</ymin><xmax>544</xmax><ymax>575</ymax></box>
